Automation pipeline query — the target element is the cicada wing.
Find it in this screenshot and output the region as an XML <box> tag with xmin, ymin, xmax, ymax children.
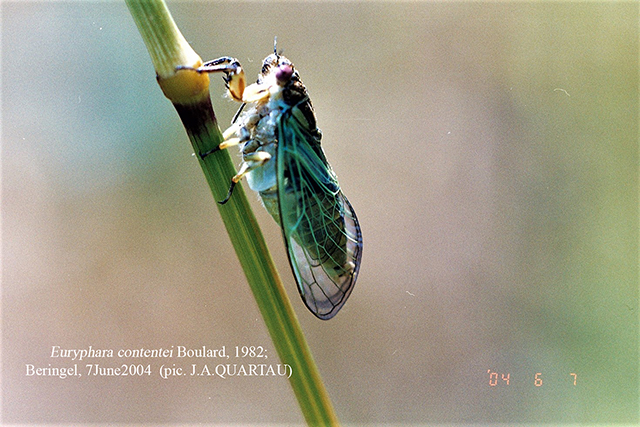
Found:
<box><xmin>276</xmin><ymin>107</ymin><xmax>363</xmax><ymax>320</ymax></box>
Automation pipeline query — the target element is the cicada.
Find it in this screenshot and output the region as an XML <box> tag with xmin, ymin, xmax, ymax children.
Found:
<box><xmin>179</xmin><ymin>42</ymin><xmax>363</xmax><ymax>319</ymax></box>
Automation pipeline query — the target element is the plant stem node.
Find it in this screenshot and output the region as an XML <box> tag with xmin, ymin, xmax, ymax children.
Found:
<box><xmin>158</xmin><ymin>62</ymin><xmax>210</xmax><ymax>105</ymax></box>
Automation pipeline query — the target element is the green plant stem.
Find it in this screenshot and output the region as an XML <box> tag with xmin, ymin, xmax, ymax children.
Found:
<box><xmin>126</xmin><ymin>1</ymin><xmax>339</xmax><ymax>425</ymax></box>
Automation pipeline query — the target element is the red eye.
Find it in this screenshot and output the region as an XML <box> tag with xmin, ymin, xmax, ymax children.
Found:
<box><xmin>275</xmin><ymin>64</ymin><xmax>293</xmax><ymax>84</ymax></box>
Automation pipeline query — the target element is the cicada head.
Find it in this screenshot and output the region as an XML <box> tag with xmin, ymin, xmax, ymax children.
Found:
<box><xmin>259</xmin><ymin>53</ymin><xmax>293</xmax><ymax>83</ymax></box>
<box><xmin>258</xmin><ymin>54</ymin><xmax>308</xmax><ymax>102</ymax></box>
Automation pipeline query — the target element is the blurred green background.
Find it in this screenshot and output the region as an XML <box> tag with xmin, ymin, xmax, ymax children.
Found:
<box><xmin>2</xmin><ymin>1</ymin><xmax>637</xmax><ymax>425</ymax></box>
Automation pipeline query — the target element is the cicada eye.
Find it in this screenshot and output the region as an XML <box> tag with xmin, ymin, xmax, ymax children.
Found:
<box><xmin>275</xmin><ymin>64</ymin><xmax>294</xmax><ymax>86</ymax></box>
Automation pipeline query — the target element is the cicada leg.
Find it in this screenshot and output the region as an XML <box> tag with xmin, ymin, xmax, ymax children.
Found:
<box><xmin>218</xmin><ymin>151</ymin><xmax>272</xmax><ymax>205</ymax></box>
<box><xmin>196</xmin><ymin>121</ymin><xmax>244</xmax><ymax>159</ymax></box>
<box><xmin>176</xmin><ymin>56</ymin><xmax>246</xmax><ymax>102</ymax></box>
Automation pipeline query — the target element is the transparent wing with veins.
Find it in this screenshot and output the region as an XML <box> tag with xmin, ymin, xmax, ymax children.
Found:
<box><xmin>276</xmin><ymin>106</ymin><xmax>363</xmax><ymax>319</ymax></box>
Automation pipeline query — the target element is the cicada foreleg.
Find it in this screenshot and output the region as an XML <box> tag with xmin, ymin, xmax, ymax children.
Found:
<box><xmin>176</xmin><ymin>55</ymin><xmax>247</xmax><ymax>144</ymax></box>
<box><xmin>176</xmin><ymin>56</ymin><xmax>246</xmax><ymax>102</ymax></box>
<box><xmin>176</xmin><ymin>57</ymin><xmax>248</xmax><ymax>158</ymax></box>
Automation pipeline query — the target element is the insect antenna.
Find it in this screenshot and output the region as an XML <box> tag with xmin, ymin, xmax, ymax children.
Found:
<box><xmin>273</xmin><ymin>36</ymin><xmax>284</xmax><ymax>58</ymax></box>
